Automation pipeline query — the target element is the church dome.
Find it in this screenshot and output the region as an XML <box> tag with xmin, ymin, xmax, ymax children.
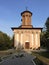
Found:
<box><xmin>21</xmin><ymin>10</ymin><xmax>32</xmax><ymax>16</ymax></box>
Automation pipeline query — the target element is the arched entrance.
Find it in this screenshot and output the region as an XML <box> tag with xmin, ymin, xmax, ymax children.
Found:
<box><xmin>25</xmin><ymin>42</ymin><xmax>30</xmax><ymax>49</ymax></box>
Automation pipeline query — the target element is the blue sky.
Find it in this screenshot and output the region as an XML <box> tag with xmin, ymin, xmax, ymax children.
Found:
<box><xmin>0</xmin><ymin>0</ymin><xmax>49</xmax><ymax>37</ymax></box>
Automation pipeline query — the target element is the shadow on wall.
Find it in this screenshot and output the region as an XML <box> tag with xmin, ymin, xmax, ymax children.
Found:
<box><xmin>14</xmin><ymin>42</ymin><xmax>24</xmax><ymax>51</ymax></box>
<box><xmin>33</xmin><ymin>47</ymin><xmax>40</xmax><ymax>50</ymax></box>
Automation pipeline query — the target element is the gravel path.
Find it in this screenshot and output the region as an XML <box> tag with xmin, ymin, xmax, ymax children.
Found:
<box><xmin>0</xmin><ymin>52</ymin><xmax>36</xmax><ymax>65</ymax></box>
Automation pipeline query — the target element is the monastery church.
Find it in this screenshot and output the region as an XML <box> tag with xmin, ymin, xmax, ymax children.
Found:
<box><xmin>11</xmin><ymin>10</ymin><xmax>42</xmax><ymax>50</ymax></box>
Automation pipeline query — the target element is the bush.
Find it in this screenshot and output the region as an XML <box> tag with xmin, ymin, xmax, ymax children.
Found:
<box><xmin>0</xmin><ymin>57</ymin><xmax>2</xmax><ymax>62</ymax></box>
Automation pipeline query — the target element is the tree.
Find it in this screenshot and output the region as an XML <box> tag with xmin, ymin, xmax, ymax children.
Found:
<box><xmin>45</xmin><ymin>17</ymin><xmax>49</xmax><ymax>50</ymax></box>
<box><xmin>41</xmin><ymin>17</ymin><xmax>49</xmax><ymax>50</ymax></box>
<box><xmin>40</xmin><ymin>31</ymin><xmax>46</xmax><ymax>48</ymax></box>
<box><xmin>45</xmin><ymin>17</ymin><xmax>49</xmax><ymax>32</ymax></box>
<box><xmin>0</xmin><ymin>31</ymin><xmax>13</xmax><ymax>50</ymax></box>
<box><xmin>10</xmin><ymin>36</ymin><xmax>14</xmax><ymax>48</ymax></box>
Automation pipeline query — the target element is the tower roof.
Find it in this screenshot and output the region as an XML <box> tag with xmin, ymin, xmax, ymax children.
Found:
<box><xmin>21</xmin><ymin>10</ymin><xmax>32</xmax><ymax>16</ymax></box>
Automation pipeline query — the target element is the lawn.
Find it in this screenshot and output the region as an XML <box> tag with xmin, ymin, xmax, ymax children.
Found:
<box><xmin>33</xmin><ymin>51</ymin><xmax>49</xmax><ymax>59</ymax></box>
<box><xmin>32</xmin><ymin>51</ymin><xmax>49</xmax><ymax>65</ymax></box>
<box><xmin>33</xmin><ymin>58</ymin><xmax>45</xmax><ymax>65</ymax></box>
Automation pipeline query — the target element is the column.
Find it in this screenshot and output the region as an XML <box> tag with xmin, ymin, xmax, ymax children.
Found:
<box><xmin>14</xmin><ymin>33</ymin><xmax>17</xmax><ymax>47</ymax></box>
<box><xmin>33</xmin><ymin>33</ymin><xmax>35</xmax><ymax>48</ymax></box>
<box><xmin>36</xmin><ymin>33</ymin><xmax>40</xmax><ymax>49</ymax></box>
<box><xmin>14</xmin><ymin>33</ymin><xmax>19</xmax><ymax>49</ymax></box>
<box><xmin>20</xmin><ymin>33</ymin><xmax>23</xmax><ymax>46</ymax></box>
<box><xmin>31</xmin><ymin>33</ymin><xmax>34</xmax><ymax>49</ymax></box>
<box><xmin>17</xmin><ymin>33</ymin><xmax>19</xmax><ymax>48</ymax></box>
<box><xmin>38</xmin><ymin>33</ymin><xmax>40</xmax><ymax>47</ymax></box>
<box><xmin>36</xmin><ymin>33</ymin><xmax>38</xmax><ymax>46</ymax></box>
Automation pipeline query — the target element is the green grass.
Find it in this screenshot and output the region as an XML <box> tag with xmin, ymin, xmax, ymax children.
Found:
<box><xmin>33</xmin><ymin>58</ymin><xmax>45</xmax><ymax>65</ymax></box>
<box><xmin>32</xmin><ymin>52</ymin><xmax>49</xmax><ymax>65</ymax></box>
<box><xmin>38</xmin><ymin>51</ymin><xmax>49</xmax><ymax>58</ymax></box>
<box><xmin>33</xmin><ymin>51</ymin><xmax>49</xmax><ymax>59</ymax></box>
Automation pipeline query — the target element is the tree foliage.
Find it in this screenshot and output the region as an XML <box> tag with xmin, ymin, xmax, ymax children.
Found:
<box><xmin>0</xmin><ymin>31</ymin><xmax>13</xmax><ymax>50</ymax></box>
<box><xmin>41</xmin><ymin>17</ymin><xmax>49</xmax><ymax>50</ymax></box>
<box><xmin>45</xmin><ymin>17</ymin><xmax>49</xmax><ymax>32</ymax></box>
<box><xmin>40</xmin><ymin>31</ymin><xmax>46</xmax><ymax>48</ymax></box>
<box><xmin>45</xmin><ymin>17</ymin><xmax>49</xmax><ymax>50</ymax></box>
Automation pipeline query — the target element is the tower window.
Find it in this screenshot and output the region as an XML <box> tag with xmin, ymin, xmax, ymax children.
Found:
<box><xmin>26</xmin><ymin>15</ymin><xmax>28</xmax><ymax>17</ymax></box>
<box><xmin>23</xmin><ymin>15</ymin><xmax>25</xmax><ymax>17</ymax></box>
<box><xmin>29</xmin><ymin>15</ymin><xmax>31</xmax><ymax>17</ymax></box>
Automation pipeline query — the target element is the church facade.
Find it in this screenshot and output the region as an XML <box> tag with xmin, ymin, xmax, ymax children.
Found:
<box><xmin>11</xmin><ymin>10</ymin><xmax>42</xmax><ymax>50</ymax></box>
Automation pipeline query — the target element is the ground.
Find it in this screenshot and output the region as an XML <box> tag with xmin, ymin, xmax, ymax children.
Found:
<box><xmin>0</xmin><ymin>51</ymin><xmax>36</xmax><ymax>65</ymax></box>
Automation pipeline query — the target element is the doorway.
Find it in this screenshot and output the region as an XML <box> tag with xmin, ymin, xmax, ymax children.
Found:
<box><xmin>25</xmin><ymin>42</ymin><xmax>30</xmax><ymax>49</ymax></box>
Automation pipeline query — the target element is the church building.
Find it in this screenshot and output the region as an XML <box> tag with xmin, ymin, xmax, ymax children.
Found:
<box><xmin>11</xmin><ymin>10</ymin><xmax>42</xmax><ymax>50</ymax></box>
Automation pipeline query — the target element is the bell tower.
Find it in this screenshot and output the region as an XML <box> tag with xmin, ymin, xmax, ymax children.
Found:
<box><xmin>21</xmin><ymin>10</ymin><xmax>33</xmax><ymax>28</ymax></box>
